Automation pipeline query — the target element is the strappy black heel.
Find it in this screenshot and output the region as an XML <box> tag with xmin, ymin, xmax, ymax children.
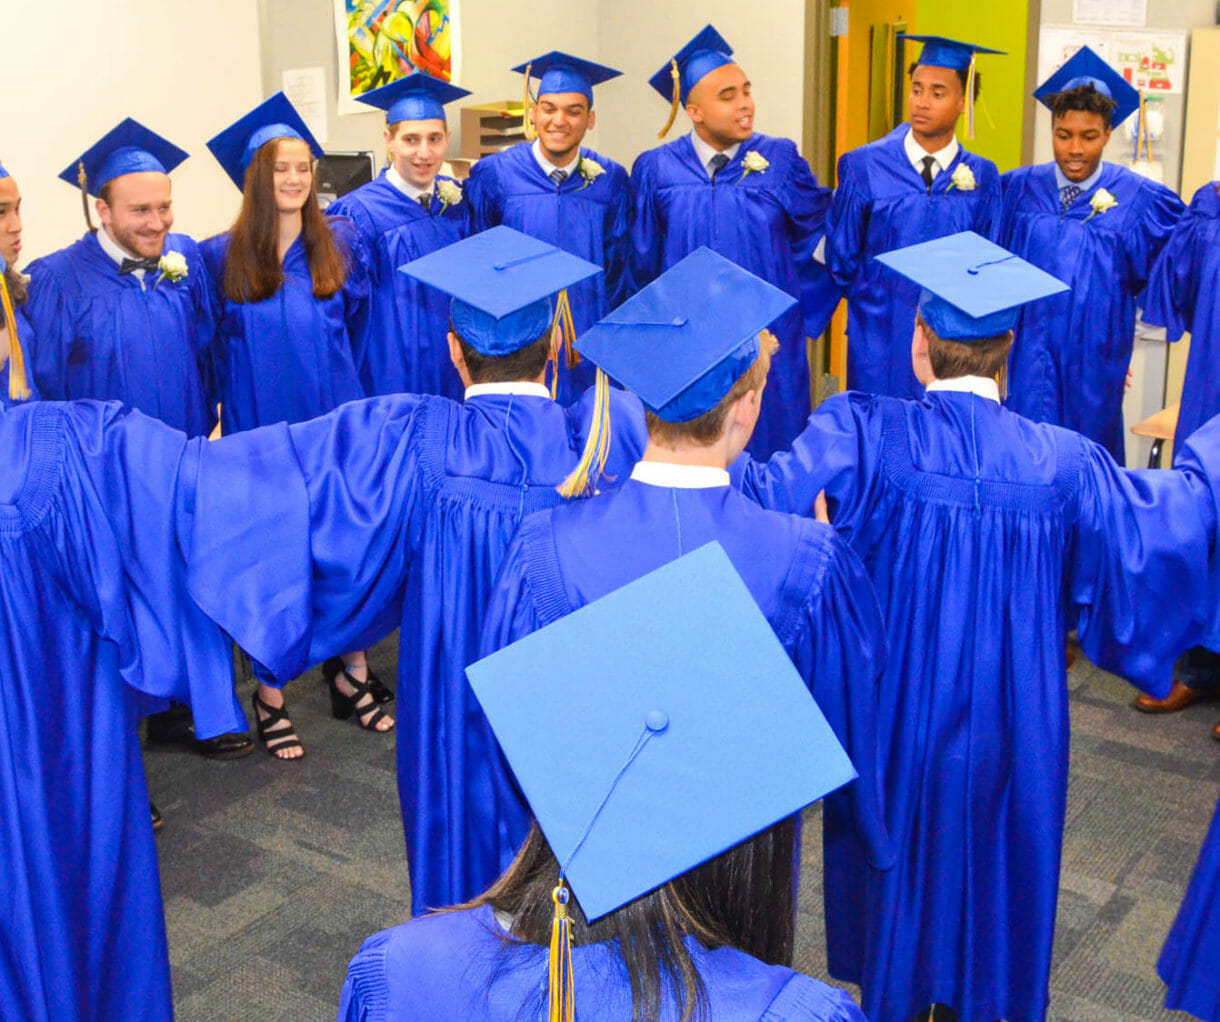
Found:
<box><xmin>251</xmin><ymin>689</ymin><xmax>305</xmax><ymax>759</ymax></box>
<box><xmin>322</xmin><ymin>656</ymin><xmax>393</xmax><ymax>703</ymax></box>
<box><xmin>322</xmin><ymin>660</ymin><xmax>394</xmax><ymax>732</ymax></box>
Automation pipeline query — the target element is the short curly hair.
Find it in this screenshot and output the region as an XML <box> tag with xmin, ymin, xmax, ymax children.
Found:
<box><xmin>1047</xmin><ymin>82</ymin><xmax>1116</xmax><ymax>124</ymax></box>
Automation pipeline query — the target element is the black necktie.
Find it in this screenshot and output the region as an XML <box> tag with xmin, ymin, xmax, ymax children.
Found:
<box><xmin>418</xmin><ymin>192</ymin><xmax>432</xmax><ymax>211</ymax></box>
<box><xmin>549</xmin><ymin>169</ymin><xmax>568</xmax><ymax>187</ymax></box>
<box><xmin>709</xmin><ymin>152</ymin><xmax>730</xmax><ymax>179</ymax></box>
<box><xmin>920</xmin><ymin>155</ymin><xmax>936</xmax><ymax>193</ymax></box>
<box><xmin>119</xmin><ymin>256</ymin><xmax>160</xmax><ymax>275</ymax></box>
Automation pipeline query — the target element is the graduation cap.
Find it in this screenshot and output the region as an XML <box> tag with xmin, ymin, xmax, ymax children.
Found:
<box><xmin>899</xmin><ymin>34</ymin><xmax>1005</xmax><ymax>71</ymax></box>
<box><xmin>1033</xmin><ymin>45</ymin><xmax>1139</xmax><ymax>128</ymax></box>
<box><xmin>206</xmin><ymin>92</ymin><xmax>324</xmax><ymax>190</ymax></box>
<box><xmin>512</xmin><ymin>51</ymin><xmax>621</xmax><ymax>106</ymax></box>
<box><xmin>58</xmin><ymin>117</ymin><xmax>189</xmax><ymax>197</ymax></box>
<box><xmin>575</xmin><ymin>246</ymin><xmax>795</xmax><ymax>422</ymax></box>
<box><xmin>876</xmin><ymin>230</ymin><xmax>1069</xmax><ymax>342</ymax></box>
<box><xmin>467</xmin><ymin>541</ymin><xmax>855</xmax><ymax>1017</ymax></box>
<box><xmin>649</xmin><ymin>24</ymin><xmax>736</xmax><ymax>137</ymax></box>
<box><xmin>354</xmin><ymin>70</ymin><xmax>471</xmax><ymax>124</ymax></box>
<box><xmin>0</xmin><ymin>163</ymin><xmax>8</xmax><ymax>179</ymax></box>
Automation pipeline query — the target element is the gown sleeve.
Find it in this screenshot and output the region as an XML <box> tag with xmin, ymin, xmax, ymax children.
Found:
<box><xmin>785</xmin><ymin>148</ymin><xmax>841</xmax><ymax>341</ymax></box>
<box><xmin>336</xmin><ymin>930</ymin><xmax>392</xmax><ymax>1022</ymax></box>
<box><xmin>332</xmin><ymin>216</ymin><xmax>373</xmax><ymax>362</ymax></box>
<box><xmin>601</xmin><ymin>163</ymin><xmax>633</xmax><ymax>312</ymax></box>
<box><xmin>971</xmin><ymin>160</ymin><xmax>1003</xmax><ymax>242</ymax></box>
<box><xmin>823</xmin><ymin>152</ymin><xmax>869</xmax><ymax>292</ymax></box>
<box><xmin>464</xmin><ymin>159</ymin><xmax>503</xmax><ymax>231</ymax></box>
<box><xmin>478</xmin><ymin>511</ymin><xmax>556</xmax><ymax>659</ymax></box>
<box><xmin>1139</xmin><ymin>210</ymin><xmax>1203</xmax><ymax>341</ymax></box>
<box><xmin>23</xmin><ymin>260</ymin><xmax>73</xmax><ymax>400</ymax></box>
<box><xmin>627</xmin><ymin>152</ymin><xmax>664</xmax><ymax>293</ymax></box>
<box><xmin>1126</xmin><ymin>181</ymin><xmax>1187</xmax><ymax>297</ymax></box>
<box><xmin>761</xmin><ymin>973</ymin><xmax>867</xmax><ymax>1022</ymax></box>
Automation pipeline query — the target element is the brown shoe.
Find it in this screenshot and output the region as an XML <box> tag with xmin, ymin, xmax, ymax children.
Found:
<box><xmin>1135</xmin><ymin>680</ymin><xmax>1220</xmax><ymax>713</ymax></box>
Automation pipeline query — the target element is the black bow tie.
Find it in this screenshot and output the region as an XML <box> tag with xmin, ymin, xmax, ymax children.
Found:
<box><xmin>119</xmin><ymin>256</ymin><xmax>160</xmax><ymax>275</ymax></box>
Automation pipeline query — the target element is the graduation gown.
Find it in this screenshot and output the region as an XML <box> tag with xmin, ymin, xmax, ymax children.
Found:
<box><xmin>479</xmin><ymin>471</ymin><xmax>893</xmax><ymax>971</ymax></box>
<box><xmin>826</xmin><ymin>125</ymin><xmax>1000</xmax><ymax>400</ymax></box>
<box><xmin>735</xmin><ymin>388</ymin><xmax>1220</xmax><ymax>1022</ymax></box>
<box><xmin>176</xmin><ymin>387</ymin><xmax>649</xmax><ymax>915</ymax></box>
<box><xmin>629</xmin><ymin>134</ymin><xmax>838</xmax><ymax>458</ymax></box>
<box><xmin>999</xmin><ymin>162</ymin><xmax>1185</xmax><ymax>460</ymax></box>
<box><xmin>1158</xmin><ymin>791</ymin><xmax>1220</xmax><ymax>1020</ymax></box>
<box><xmin>1</xmin><ymin>305</ymin><xmax>41</xmax><ymax>407</ymax></box>
<box><xmin>25</xmin><ymin>231</ymin><xmax>216</xmax><ymax>436</ymax></box>
<box><xmin>326</xmin><ymin>172</ymin><xmax>469</xmax><ymax>399</ymax></box>
<box><xmin>336</xmin><ymin>904</ymin><xmax>866</xmax><ymax>1021</ymax></box>
<box><xmin>464</xmin><ymin>143</ymin><xmax>631</xmax><ymax>402</ymax></box>
<box><xmin>199</xmin><ymin>217</ymin><xmax>368</xmax><ymax>434</ymax></box>
<box><xmin>1140</xmin><ymin>181</ymin><xmax>1220</xmax><ymax>453</ymax></box>
<box><xmin>0</xmin><ymin>400</ymin><xmax>244</xmax><ymax>1022</ymax></box>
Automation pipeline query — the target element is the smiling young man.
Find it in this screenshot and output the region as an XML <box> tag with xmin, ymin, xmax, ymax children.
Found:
<box><xmin>464</xmin><ymin>52</ymin><xmax>629</xmax><ymax>403</ymax></box>
<box><xmin>629</xmin><ymin>25</ymin><xmax>839</xmax><ymax>459</ymax></box>
<box><xmin>326</xmin><ymin>71</ymin><xmax>472</xmax><ymax>399</ymax></box>
<box><xmin>998</xmin><ymin>46</ymin><xmax>1185</xmax><ymax>461</ymax></box>
<box><xmin>826</xmin><ymin>35</ymin><xmax>1002</xmax><ymax>402</ymax></box>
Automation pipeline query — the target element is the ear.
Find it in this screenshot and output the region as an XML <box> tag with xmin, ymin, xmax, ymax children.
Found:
<box><xmin>586</xmin><ymin>108</ymin><xmax>597</xmax><ymax>132</ymax></box>
<box><xmin>447</xmin><ymin>331</ymin><xmax>464</xmax><ymax>371</ymax></box>
<box><xmin>911</xmin><ymin>320</ymin><xmax>935</xmax><ymax>385</ymax></box>
<box><xmin>95</xmin><ymin>196</ymin><xmax>110</xmax><ymax>226</ymax></box>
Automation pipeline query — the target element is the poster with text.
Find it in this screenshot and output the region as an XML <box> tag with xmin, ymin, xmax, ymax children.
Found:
<box><xmin>1110</xmin><ymin>32</ymin><xmax>1186</xmax><ymax>95</ymax></box>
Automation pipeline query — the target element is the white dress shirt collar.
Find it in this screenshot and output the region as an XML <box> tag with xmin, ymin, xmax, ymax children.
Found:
<box><xmin>1053</xmin><ymin>160</ymin><xmax>1105</xmax><ymax>195</ymax></box>
<box><xmin>96</xmin><ymin>225</ymin><xmax>147</xmax><ymax>277</ymax></box>
<box><xmin>386</xmin><ymin>165</ymin><xmax>434</xmax><ymax>203</ymax></box>
<box><xmin>630</xmin><ymin>461</ymin><xmax>731</xmax><ymax>488</ymax></box>
<box><xmin>903</xmin><ymin>127</ymin><xmax>960</xmax><ymax>177</ymax></box>
<box><xmin>689</xmin><ymin>132</ymin><xmax>742</xmax><ymax>179</ymax></box>
<box><xmin>464</xmin><ymin>381</ymin><xmax>552</xmax><ymax>400</ymax></box>
<box><xmin>926</xmin><ymin>375</ymin><xmax>1001</xmax><ymax>404</ymax></box>
<box><xmin>531</xmin><ymin>139</ymin><xmax>580</xmax><ymax>180</ymax></box>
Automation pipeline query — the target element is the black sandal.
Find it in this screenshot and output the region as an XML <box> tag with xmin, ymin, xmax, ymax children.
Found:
<box><xmin>251</xmin><ymin>689</ymin><xmax>305</xmax><ymax>759</ymax></box>
<box><xmin>325</xmin><ymin>665</ymin><xmax>394</xmax><ymax>732</ymax></box>
<box><xmin>322</xmin><ymin>656</ymin><xmax>393</xmax><ymax>704</ymax></box>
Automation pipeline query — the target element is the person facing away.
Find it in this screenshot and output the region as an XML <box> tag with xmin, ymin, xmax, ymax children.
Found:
<box><xmin>340</xmin><ymin>542</ymin><xmax>869</xmax><ymax>1021</ymax></box>
<box><xmin>999</xmin><ymin>45</ymin><xmax>1185</xmax><ymax>462</ymax></box>
<box><xmin>464</xmin><ymin>51</ymin><xmax>631</xmax><ymax>403</ymax></box>
<box><xmin>326</xmin><ymin>71</ymin><xmax>472</xmax><ymax>399</ymax></box>
<box><xmin>826</xmin><ymin>34</ymin><xmax>1002</xmax><ymax>401</ymax></box>
<box><xmin>734</xmin><ymin>231</ymin><xmax>1220</xmax><ymax>1022</ymax></box>
<box><xmin>0</xmin><ymin>160</ymin><xmax>40</xmax><ymax>406</ymax></box>
<box><xmin>24</xmin><ymin>118</ymin><xmax>216</xmax><ymax>436</ymax></box>
<box><xmin>174</xmin><ymin>227</ymin><xmax>649</xmax><ymax>919</ymax></box>
<box><xmin>479</xmin><ymin>247</ymin><xmax>894</xmax><ymax>979</ymax></box>
<box><xmin>628</xmin><ymin>24</ymin><xmax>838</xmax><ymax>459</ymax></box>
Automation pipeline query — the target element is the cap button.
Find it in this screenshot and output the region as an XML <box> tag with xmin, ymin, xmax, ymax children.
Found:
<box><xmin>645</xmin><ymin>709</ymin><xmax>669</xmax><ymax>733</ymax></box>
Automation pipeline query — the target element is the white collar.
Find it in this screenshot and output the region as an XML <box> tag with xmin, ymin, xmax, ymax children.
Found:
<box><xmin>386</xmin><ymin>165</ymin><xmax>434</xmax><ymax>202</ymax></box>
<box><xmin>903</xmin><ymin>127</ymin><xmax>959</xmax><ymax>174</ymax></box>
<box><xmin>689</xmin><ymin>132</ymin><xmax>741</xmax><ymax>178</ymax></box>
<box><xmin>96</xmin><ymin>225</ymin><xmax>148</xmax><ymax>272</ymax></box>
<box><xmin>464</xmin><ymin>381</ymin><xmax>551</xmax><ymax>400</ymax></box>
<box><xmin>531</xmin><ymin>139</ymin><xmax>580</xmax><ymax>180</ymax></box>
<box><xmin>631</xmin><ymin>461</ymin><xmax>731</xmax><ymax>488</ymax></box>
<box><xmin>925</xmin><ymin>375</ymin><xmax>1000</xmax><ymax>403</ymax></box>
<box><xmin>1053</xmin><ymin>160</ymin><xmax>1104</xmax><ymax>194</ymax></box>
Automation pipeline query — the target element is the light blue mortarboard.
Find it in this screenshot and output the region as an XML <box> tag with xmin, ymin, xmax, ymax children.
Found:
<box><xmin>512</xmin><ymin>51</ymin><xmax>621</xmax><ymax>107</ymax></box>
<box><xmin>58</xmin><ymin>118</ymin><xmax>189</xmax><ymax>196</ymax></box>
<box><xmin>466</xmin><ymin>541</ymin><xmax>857</xmax><ymax>923</ymax></box>
<box><xmin>1033</xmin><ymin>45</ymin><xmax>1140</xmax><ymax>128</ymax></box>
<box><xmin>876</xmin><ymin>231</ymin><xmax>1070</xmax><ymax>342</ymax></box>
<box><xmin>399</xmin><ymin>225</ymin><xmax>601</xmax><ymax>357</ymax></box>
<box><xmin>898</xmin><ymin>34</ymin><xmax>1006</xmax><ymax>71</ymax></box>
<box><xmin>355</xmin><ymin>70</ymin><xmax>471</xmax><ymax>124</ymax></box>
<box><xmin>574</xmin><ymin>247</ymin><xmax>795</xmax><ymax>422</ymax></box>
<box><xmin>206</xmin><ymin>92</ymin><xmax>324</xmax><ymax>190</ymax></box>
<box><xmin>648</xmin><ymin>24</ymin><xmax>736</xmax><ymax>107</ymax></box>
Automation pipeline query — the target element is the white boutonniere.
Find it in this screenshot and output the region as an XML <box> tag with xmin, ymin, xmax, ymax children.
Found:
<box><xmin>577</xmin><ymin>156</ymin><xmax>605</xmax><ymax>190</ymax></box>
<box><xmin>154</xmin><ymin>250</ymin><xmax>188</xmax><ymax>288</ymax></box>
<box><xmin>1084</xmin><ymin>187</ymin><xmax>1118</xmax><ymax>221</ymax></box>
<box><xmin>946</xmin><ymin>163</ymin><xmax>976</xmax><ymax>192</ymax></box>
<box><xmin>436</xmin><ymin>178</ymin><xmax>463</xmax><ymax>212</ymax></box>
<box><xmin>737</xmin><ymin>150</ymin><xmax>769</xmax><ymax>184</ymax></box>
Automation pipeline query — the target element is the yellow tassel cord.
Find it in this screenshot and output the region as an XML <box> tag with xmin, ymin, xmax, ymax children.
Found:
<box><xmin>1136</xmin><ymin>89</ymin><xmax>1153</xmax><ymax>163</ymax></box>
<box><xmin>995</xmin><ymin>361</ymin><xmax>1008</xmax><ymax>402</ymax></box>
<box><xmin>522</xmin><ymin>63</ymin><xmax>537</xmax><ymax>142</ymax></box>
<box><xmin>546</xmin><ymin>288</ymin><xmax>579</xmax><ymax>399</ymax></box>
<box><xmin>0</xmin><ymin>271</ymin><xmax>31</xmax><ymax>402</ymax></box>
<box><xmin>965</xmin><ymin>56</ymin><xmax>977</xmax><ymax>141</ymax></box>
<box><xmin>557</xmin><ymin>367</ymin><xmax>611</xmax><ymax>498</ymax></box>
<box><xmin>658</xmin><ymin>59</ymin><xmax>681</xmax><ymax>139</ymax></box>
<box><xmin>548</xmin><ymin>882</ymin><xmax>575</xmax><ymax>1022</ymax></box>
<box><xmin>77</xmin><ymin>161</ymin><xmax>94</xmax><ymax>232</ymax></box>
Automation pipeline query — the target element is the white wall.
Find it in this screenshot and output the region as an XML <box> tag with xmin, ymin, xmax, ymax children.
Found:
<box><xmin>7</xmin><ymin>0</ymin><xmax>263</xmax><ymax>264</ymax></box>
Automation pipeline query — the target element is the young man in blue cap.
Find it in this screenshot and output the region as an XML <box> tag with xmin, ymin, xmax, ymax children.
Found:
<box><xmin>736</xmin><ymin>231</ymin><xmax>1220</xmax><ymax>1022</ymax></box>
<box><xmin>174</xmin><ymin>228</ymin><xmax>649</xmax><ymax>917</ymax></box>
<box><xmin>999</xmin><ymin>45</ymin><xmax>1185</xmax><ymax>462</ymax></box>
<box><xmin>465</xmin><ymin>52</ymin><xmax>630</xmax><ymax>404</ymax></box>
<box><xmin>826</xmin><ymin>35</ymin><xmax>1002</xmax><ymax>401</ymax></box>
<box><xmin>479</xmin><ymin>247</ymin><xmax>893</xmax><ymax>982</ymax></box>
<box><xmin>327</xmin><ymin>71</ymin><xmax>472</xmax><ymax>399</ymax></box>
<box><xmin>629</xmin><ymin>25</ymin><xmax>839</xmax><ymax>459</ymax></box>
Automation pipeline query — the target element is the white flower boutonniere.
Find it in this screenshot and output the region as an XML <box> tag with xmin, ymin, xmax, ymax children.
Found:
<box><xmin>577</xmin><ymin>156</ymin><xmax>605</xmax><ymax>190</ymax></box>
<box><xmin>436</xmin><ymin>178</ymin><xmax>463</xmax><ymax>212</ymax></box>
<box><xmin>946</xmin><ymin>164</ymin><xmax>976</xmax><ymax>192</ymax></box>
<box><xmin>737</xmin><ymin>150</ymin><xmax>769</xmax><ymax>184</ymax></box>
<box><xmin>1085</xmin><ymin>187</ymin><xmax>1118</xmax><ymax>221</ymax></box>
<box><xmin>154</xmin><ymin>250</ymin><xmax>188</xmax><ymax>288</ymax></box>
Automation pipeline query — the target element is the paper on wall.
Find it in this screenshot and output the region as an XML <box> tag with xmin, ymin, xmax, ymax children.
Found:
<box><xmin>1109</xmin><ymin>32</ymin><xmax>1187</xmax><ymax>95</ymax></box>
<box><xmin>282</xmin><ymin>66</ymin><xmax>329</xmax><ymax>144</ymax></box>
<box><xmin>1072</xmin><ymin>0</ymin><xmax>1146</xmax><ymax>27</ymax></box>
<box><xmin>1037</xmin><ymin>27</ymin><xmax>1111</xmax><ymax>84</ymax></box>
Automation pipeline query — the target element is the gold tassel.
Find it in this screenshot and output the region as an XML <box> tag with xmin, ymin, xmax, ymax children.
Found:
<box><xmin>965</xmin><ymin>56</ymin><xmax>977</xmax><ymax>141</ymax></box>
<box><xmin>557</xmin><ymin>366</ymin><xmax>611</xmax><ymax>498</ymax></box>
<box><xmin>547</xmin><ymin>882</ymin><xmax>575</xmax><ymax>1022</ymax></box>
<box><xmin>0</xmin><ymin>271</ymin><xmax>31</xmax><ymax>402</ymax></box>
<box><xmin>523</xmin><ymin>63</ymin><xmax>537</xmax><ymax>142</ymax></box>
<box><xmin>658</xmin><ymin>59</ymin><xmax>681</xmax><ymax>138</ymax></box>
<box><xmin>77</xmin><ymin>160</ymin><xmax>95</xmax><ymax>232</ymax></box>
<box><xmin>996</xmin><ymin>361</ymin><xmax>1007</xmax><ymax>402</ymax></box>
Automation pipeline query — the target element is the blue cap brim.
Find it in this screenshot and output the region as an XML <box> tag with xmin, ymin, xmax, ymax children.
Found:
<box><xmin>206</xmin><ymin>92</ymin><xmax>324</xmax><ymax>190</ymax></box>
<box><xmin>355</xmin><ymin>70</ymin><xmax>471</xmax><ymax>123</ymax></box>
<box><xmin>900</xmin><ymin>34</ymin><xmax>1005</xmax><ymax>70</ymax></box>
<box><xmin>59</xmin><ymin>118</ymin><xmax>188</xmax><ymax>195</ymax></box>
<box><xmin>648</xmin><ymin>24</ymin><xmax>735</xmax><ymax>105</ymax></box>
<box><xmin>513</xmin><ymin>51</ymin><xmax>622</xmax><ymax>106</ymax></box>
<box><xmin>1033</xmin><ymin>45</ymin><xmax>1140</xmax><ymax>127</ymax></box>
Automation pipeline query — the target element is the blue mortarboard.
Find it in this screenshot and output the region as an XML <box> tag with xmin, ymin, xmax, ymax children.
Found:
<box><xmin>876</xmin><ymin>231</ymin><xmax>1069</xmax><ymax>342</ymax></box>
<box><xmin>399</xmin><ymin>225</ymin><xmax>601</xmax><ymax>356</ymax></box>
<box><xmin>0</xmin><ymin>163</ymin><xmax>8</xmax><ymax>180</ymax></box>
<box><xmin>355</xmin><ymin>70</ymin><xmax>471</xmax><ymax>124</ymax></box>
<box><xmin>575</xmin><ymin>247</ymin><xmax>795</xmax><ymax>422</ymax></box>
<box><xmin>899</xmin><ymin>34</ymin><xmax>1005</xmax><ymax>71</ymax></box>
<box><xmin>649</xmin><ymin>24</ymin><xmax>736</xmax><ymax>106</ymax></box>
<box><xmin>467</xmin><ymin>541</ymin><xmax>857</xmax><ymax>922</ymax></box>
<box><xmin>206</xmin><ymin>92</ymin><xmax>324</xmax><ymax>190</ymax></box>
<box><xmin>513</xmin><ymin>51</ymin><xmax>621</xmax><ymax>106</ymax></box>
<box><xmin>58</xmin><ymin>118</ymin><xmax>188</xmax><ymax>196</ymax></box>
<box><xmin>1033</xmin><ymin>45</ymin><xmax>1140</xmax><ymax>128</ymax></box>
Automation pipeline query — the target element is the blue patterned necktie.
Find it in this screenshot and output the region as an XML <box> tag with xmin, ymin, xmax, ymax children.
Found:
<box><xmin>1060</xmin><ymin>184</ymin><xmax>1082</xmax><ymax>214</ymax></box>
<box><xmin>709</xmin><ymin>152</ymin><xmax>730</xmax><ymax>179</ymax></box>
<box><xmin>549</xmin><ymin>168</ymin><xmax>568</xmax><ymax>187</ymax></box>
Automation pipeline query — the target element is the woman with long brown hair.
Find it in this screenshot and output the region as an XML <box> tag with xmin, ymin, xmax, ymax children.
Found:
<box><xmin>0</xmin><ymin>161</ymin><xmax>38</xmax><ymax>407</ymax></box>
<box><xmin>203</xmin><ymin>94</ymin><xmax>393</xmax><ymax>759</ymax></box>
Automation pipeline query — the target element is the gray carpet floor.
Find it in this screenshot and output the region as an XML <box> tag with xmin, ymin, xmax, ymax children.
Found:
<box><xmin>146</xmin><ymin>640</ymin><xmax>1220</xmax><ymax>1021</ymax></box>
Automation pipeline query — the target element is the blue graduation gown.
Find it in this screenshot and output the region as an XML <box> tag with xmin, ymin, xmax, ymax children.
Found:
<box><xmin>1</xmin><ymin>305</ymin><xmax>41</xmax><ymax>407</ymax></box>
<box><xmin>24</xmin><ymin>232</ymin><xmax>216</xmax><ymax>436</ymax></box>
<box><xmin>629</xmin><ymin>134</ymin><xmax>838</xmax><ymax>458</ymax></box>
<box><xmin>999</xmin><ymin>162</ymin><xmax>1185</xmax><ymax>460</ymax></box>
<box><xmin>826</xmin><ymin>126</ymin><xmax>1000</xmax><ymax>400</ymax></box>
<box><xmin>176</xmin><ymin>388</ymin><xmax>648</xmax><ymax>915</ymax></box>
<box><xmin>0</xmin><ymin>400</ymin><xmax>243</xmax><ymax>1022</ymax></box>
<box><xmin>1140</xmin><ymin>181</ymin><xmax>1220</xmax><ymax>453</ymax></box>
<box><xmin>479</xmin><ymin>474</ymin><xmax>893</xmax><ymax>973</ymax></box>
<box><xmin>337</xmin><ymin>904</ymin><xmax>866</xmax><ymax>1021</ymax></box>
<box><xmin>736</xmin><ymin>390</ymin><xmax>1220</xmax><ymax>1022</ymax></box>
<box><xmin>1159</xmin><ymin>792</ymin><xmax>1220</xmax><ymax>1020</ymax></box>
<box><xmin>465</xmin><ymin>143</ymin><xmax>631</xmax><ymax>402</ymax></box>
<box><xmin>326</xmin><ymin>172</ymin><xmax>469</xmax><ymax>399</ymax></box>
<box><xmin>199</xmin><ymin>217</ymin><xmax>368</xmax><ymax>434</ymax></box>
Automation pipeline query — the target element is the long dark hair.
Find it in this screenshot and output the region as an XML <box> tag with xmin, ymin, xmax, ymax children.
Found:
<box><xmin>4</xmin><ymin>264</ymin><xmax>27</xmax><ymax>305</ymax></box>
<box><xmin>460</xmin><ymin>817</ymin><xmax>797</xmax><ymax>1022</ymax></box>
<box><xmin>222</xmin><ymin>137</ymin><xmax>347</xmax><ymax>304</ymax></box>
